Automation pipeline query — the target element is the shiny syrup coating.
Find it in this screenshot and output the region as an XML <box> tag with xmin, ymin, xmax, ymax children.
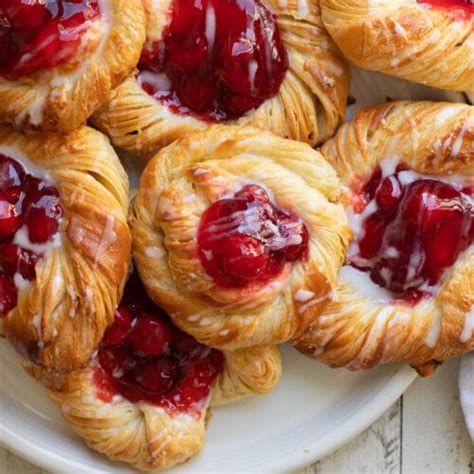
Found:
<box><xmin>349</xmin><ymin>163</ymin><xmax>473</xmax><ymax>304</ymax></box>
<box><xmin>137</xmin><ymin>0</ymin><xmax>288</xmax><ymax>122</ymax></box>
<box><xmin>0</xmin><ymin>0</ymin><xmax>100</xmax><ymax>79</ymax></box>
<box><xmin>0</xmin><ymin>154</ymin><xmax>63</xmax><ymax>316</ymax></box>
<box><xmin>94</xmin><ymin>274</ymin><xmax>224</xmax><ymax>415</ymax></box>
<box><xmin>417</xmin><ymin>0</ymin><xmax>473</xmax><ymax>20</ymax></box>
<box><xmin>197</xmin><ymin>184</ymin><xmax>308</xmax><ymax>288</ymax></box>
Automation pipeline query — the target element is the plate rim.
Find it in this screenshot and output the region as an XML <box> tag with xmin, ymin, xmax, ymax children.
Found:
<box><xmin>0</xmin><ymin>364</ymin><xmax>417</xmax><ymax>473</ymax></box>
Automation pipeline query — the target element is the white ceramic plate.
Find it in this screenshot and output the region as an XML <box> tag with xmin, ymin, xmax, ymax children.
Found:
<box><xmin>0</xmin><ymin>342</ymin><xmax>416</xmax><ymax>473</ymax></box>
<box><xmin>0</xmin><ymin>69</ymin><xmax>466</xmax><ymax>473</ymax></box>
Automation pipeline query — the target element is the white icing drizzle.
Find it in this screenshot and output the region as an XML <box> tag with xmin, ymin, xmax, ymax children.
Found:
<box><xmin>460</xmin><ymin>305</ymin><xmax>474</xmax><ymax>343</ymax></box>
<box><xmin>425</xmin><ymin>307</ymin><xmax>443</xmax><ymax>348</ymax></box>
<box><xmin>393</xmin><ymin>22</ymin><xmax>407</xmax><ymax>38</ymax></box>
<box><xmin>137</xmin><ymin>71</ymin><xmax>171</xmax><ymax>93</ymax></box>
<box><xmin>144</xmin><ymin>246</ymin><xmax>166</xmax><ymax>259</ymax></box>
<box><xmin>296</xmin><ymin>0</ymin><xmax>309</xmax><ymax>16</ymax></box>
<box><xmin>294</xmin><ymin>289</ymin><xmax>315</xmax><ymax>302</ymax></box>
<box><xmin>204</xmin><ymin>3</ymin><xmax>216</xmax><ymax>50</ymax></box>
<box><xmin>435</xmin><ymin>106</ymin><xmax>459</xmax><ymax>125</ymax></box>
<box><xmin>451</xmin><ymin>123</ymin><xmax>467</xmax><ymax>157</ymax></box>
<box><xmin>93</xmin><ymin>214</ymin><xmax>117</xmax><ymax>267</ymax></box>
<box><xmin>339</xmin><ymin>266</ymin><xmax>393</xmax><ymax>303</ymax></box>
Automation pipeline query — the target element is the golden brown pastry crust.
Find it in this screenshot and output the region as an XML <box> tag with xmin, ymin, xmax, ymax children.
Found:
<box><xmin>319</xmin><ymin>0</ymin><xmax>473</xmax><ymax>91</ymax></box>
<box><xmin>131</xmin><ymin>126</ymin><xmax>350</xmax><ymax>350</ymax></box>
<box><xmin>92</xmin><ymin>0</ymin><xmax>350</xmax><ymax>156</ymax></box>
<box><xmin>0</xmin><ymin>0</ymin><xmax>145</xmax><ymax>133</ymax></box>
<box><xmin>26</xmin><ymin>344</ymin><xmax>281</xmax><ymax>471</ymax></box>
<box><xmin>293</xmin><ymin>101</ymin><xmax>474</xmax><ymax>375</ymax></box>
<box><xmin>0</xmin><ymin>125</ymin><xmax>131</xmax><ymax>371</ymax></box>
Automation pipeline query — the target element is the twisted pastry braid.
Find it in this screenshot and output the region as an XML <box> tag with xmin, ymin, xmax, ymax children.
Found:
<box><xmin>92</xmin><ymin>0</ymin><xmax>349</xmax><ymax>157</ymax></box>
<box><xmin>293</xmin><ymin>101</ymin><xmax>473</xmax><ymax>375</ymax></box>
<box><xmin>0</xmin><ymin>126</ymin><xmax>131</xmax><ymax>371</ymax></box>
<box><xmin>319</xmin><ymin>0</ymin><xmax>473</xmax><ymax>91</ymax></box>
<box><xmin>0</xmin><ymin>0</ymin><xmax>145</xmax><ymax>133</ymax></box>
<box><xmin>131</xmin><ymin>126</ymin><xmax>350</xmax><ymax>349</ymax></box>
<box><xmin>26</xmin><ymin>344</ymin><xmax>281</xmax><ymax>471</ymax></box>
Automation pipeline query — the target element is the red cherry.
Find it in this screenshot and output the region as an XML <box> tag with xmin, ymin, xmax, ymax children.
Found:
<box><xmin>375</xmin><ymin>176</ymin><xmax>403</xmax><ymax>210</ymax></box>
<box><xmin>137</xmin><ymin>0</ymin><xmax>287</xmax><ymax>121</ymax></box>
<box><xmin>97</xmin><ymin>345</ymin><xmax>132</xmax><ymax>377</ymax></box>
<box><xmin>167</xmin><ymin>34</ymin><xmax>208</xmax><ymax>73</ymax></box>
<box><xmin>276</xmin><ymin>214</ymin><xmax>309</xmax><ymax>261</ymax></box>
<box><xmin>24</xmin><ymin>191</ymin><xmax>63</xmax><ymax>244</ymax></box>
<box><xmin>0</xmin><ymin>197</ymin><xmax>22</xmax><ymax>242</ymax></box>
<box><xmin>1</xmin><ymin>1</ymin><xmax>52</xmax><ymax>30</ymax></box>
<box><xmin>0</xmin><ymin>242</ymin><xmax>38</xmax><ymax>280</ymax></box>
<box><xmin>103</xmin><ymin>306</ymin><xmax>133</xmax><ymax>346</ymax></box>
<box><xmin>129</xmin><ymin>313</ymin><xmax>173</xmax><ymax>357</ymax></box>
<box><xmin>130</xmin><ymin>356</ymin><xmax>179</xmax><ymax>395</ymax></box>
<box><xmin>178</xmin><ymin>75</ymin><xmax>216</xmax><ymax>111</ymax></box>
<box><xmin>0</xmin><ymin>0</ymin><xmax>100</xmax><ymax>80</ymax></box>
<box><xmin>173</xmin><ymin>329</ymin><xmax>210</xmax><ymax>363</ymax></box>
<box><xmin>217</xmin><ymin>234</ymin><xmax>268</xmax><ymax>281</ymax></box>
<box><xmin>0</xmin><ymin>154</ymin><xmax>25</xmax><ymax>189</ymax></box>
<box><xmin>0</xmin><ymin>273</ymin><xmax>17</xmax><ymax>317</ymax></box>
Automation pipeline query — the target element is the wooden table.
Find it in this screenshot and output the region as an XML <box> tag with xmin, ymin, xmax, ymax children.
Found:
<box><xmin>1</xmin><ymin>357</ymin><xmax>472</xmax><ymax>474</ymax></box>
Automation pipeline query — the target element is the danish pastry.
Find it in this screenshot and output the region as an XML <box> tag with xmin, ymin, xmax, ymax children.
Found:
<box><xmin>0</xmin><ymin>125</ymin><xmax>131</xmax><ymax>371</ymax></box>
<box><xmin>293</xmin><ymin>101</ymin><xmax>474</xmax><ymax>375</ymax></box>
<box><xmin>27</xmin><ymin>272</ymin><xmax>281</xmax><ymax>471</ymax></box>
<box><xmin>319</xmin><ymin>0</ymin><xmax>473</xmax><ymax>91</ymax></box>
<box><xmin>0</xmin><ymin>0</ymin><xmax>145</xmax><ymax>133</ymax></box>
<box><xmin>131</xmin><ymin>126</ymin><xmax>350</xmax><ymax>350</ymax></box>
<box><xmin>92</xmin><ymin>0</ymin><xmax>350</xmax><ymax>156</ymax></box>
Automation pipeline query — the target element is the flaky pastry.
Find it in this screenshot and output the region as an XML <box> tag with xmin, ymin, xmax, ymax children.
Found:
<box><xmin>0</xmin><ymin>0</ymin><xmax>145</xmax><ymax>133</ymax></box>
<box><xmin>27</xmin><ymin>273</ymin><xmax>281</xmax><ymax>471</ymax></box>
<box><xmin>319</xmin><ymin>0</ymin><xmax>473</xmax><ymax>91</ymax></box>
<box><xmin>131</xmin><ymin>126</ymin><xmax>350</xmax><ymax>350</ymax></box>
<box><xmin>293</xmin><ymin>101</ymin><xmax>474</xmax><ymax>375</ymax></box>
<box><xmin>92</xmin><ymin>0</ymin><xmax>350</xmax><ymax>156</ymax></box>
<box><xmin>0</xmin><ymin>125</ymin><xmax>131</xmax><ymax>371</ymax></box>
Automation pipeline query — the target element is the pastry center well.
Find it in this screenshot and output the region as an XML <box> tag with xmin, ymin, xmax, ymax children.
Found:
<box><xmin>94</xmin><ymin>273</ymin><xmax>224</xmax><ymax>415</ymax></box>
<box><xmin>137</xmin><ymin>0</ymin><xmax>288</xmax><ymax>122</ymax></box>
<box><xmin>197</xmin><ymin>184</ymin><xmax>308</xmax><ymax>288</ymax></box>
<box><xmin>347</xmin><ymin>160</ymin><xmax>473</xmax><ymax>304</ymax></box>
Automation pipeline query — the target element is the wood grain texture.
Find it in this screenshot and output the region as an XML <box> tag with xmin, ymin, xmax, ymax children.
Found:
<box><xmin>402</xmin><ymin>358</ymin><xmax>473</xmax><ymax>474</ymax></box>
<box><xmin>0</xmin><ymin>358</ymin><xmax>472</xmax><ymax>473</ymax></box>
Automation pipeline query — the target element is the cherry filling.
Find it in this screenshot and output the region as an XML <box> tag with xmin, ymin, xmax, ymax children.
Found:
<box><xmin>418</xmin><ymin>0</ymin><xmax>473</xmax><ymax>20</ymax></box>
<box><xmin>197</xmin><ymin>184</ymin><xmax>308</xmax><ymax>288</ymax></box>
<box><xmin>93</xmin><ymin>274</ymin><xmax>224</xmax><ymax>414</ymax></box>
<box><xmin>348</xmin><ymin>163</ymin><xmax>473</xmax><ymax>303</ymax></box>
<box><xmin>0</xmin><ymin>0</ymin><xmax>101</xmax><ymax>80</ymax></box>
<box><xmin>137</xmin><ymin>0</ymin><xmax>288</xmax><ymax>122</ymax></box>
<box><xmin>0</xmin><ymin>154</ymin><xmax>63</xmax><ymax>316</ymax></box>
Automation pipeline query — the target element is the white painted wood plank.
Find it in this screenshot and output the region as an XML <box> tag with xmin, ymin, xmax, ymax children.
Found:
<box><xmin>0</xmin><ymin>446</ymin><xmax>45</xmax><ymax>474</ymax></box>
<box><xmin>402</xmin><ymin>357</ymin><xmax>473</xmax><ymax>474</ymax></box>
<box><xmin>304</xmin><ymin>399</ymin><xmax>402</xmax><ymax>474</ymax></box>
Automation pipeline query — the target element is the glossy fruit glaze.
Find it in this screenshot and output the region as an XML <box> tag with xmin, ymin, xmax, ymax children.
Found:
<box><xmin>198</xmin><ymin>184</ymin><xmax>308</xmax><ymax>288</ymax></box>
<box><xmin>93</xmin><ymin>273</ymin><xmax>224</xmax><ymax>415</ymax></box>
<box><xmin>0</xmin><ymin>154</ymin><xmax>63</xmax><ymax>316</ymax></box>
<box><xmin>0</xmin><ymin>0</ymin><xmax>101</xmax><ymax>80</ymax></box>
<box><xmin>348</xmin><ymin>162</ymin><xmax>473</xmax><ymax>303</ymax></box>
<box><xmin>137</xmin><ymin>0</ymin><xmax>288</xmax><ymax>122</ymax></box>
<box><xmin>418</xmin><ymin>0</ymin><xmax>473</xmax><ymax>21</ymax></box>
